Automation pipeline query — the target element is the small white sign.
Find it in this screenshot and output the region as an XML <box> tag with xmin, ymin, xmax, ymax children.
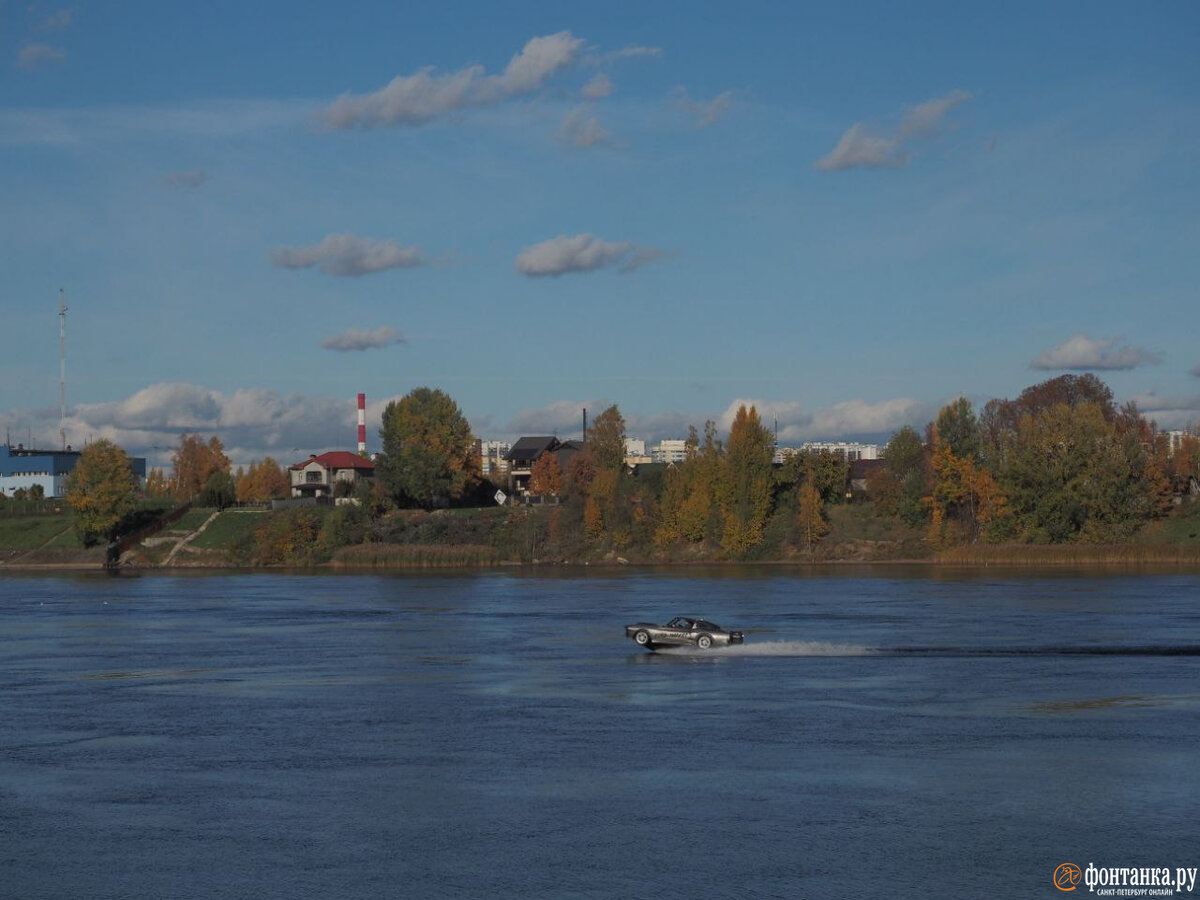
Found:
<box><xmin>494</xmin><ymin>490</ymin><xmax>507</xmax><ymax>506</ymax></box>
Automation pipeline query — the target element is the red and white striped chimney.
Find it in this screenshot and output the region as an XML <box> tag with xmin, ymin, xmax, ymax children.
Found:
<box><xmin>357</xmin><ymin>393</ymin><xmax>367</xmax><ymax>454</ymax></box>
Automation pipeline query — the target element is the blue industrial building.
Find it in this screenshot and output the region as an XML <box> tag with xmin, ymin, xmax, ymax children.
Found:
<box><xmin>0</xmin><ymin>443</ymin><xmax>147</xmax><ymax>498</ymax></box>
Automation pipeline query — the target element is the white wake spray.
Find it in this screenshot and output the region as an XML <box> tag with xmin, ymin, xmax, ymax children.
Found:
<box><xmin>658</xmin><ymin>640</ymin><xmax>875</xmax><ymax>657</ymax></box>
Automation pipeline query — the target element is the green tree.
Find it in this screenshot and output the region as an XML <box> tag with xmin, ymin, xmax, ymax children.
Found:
<box><xmin>882</xmin><ymin>426</ymin><xmax>929</xmax><ymax>525</ymax></box>
<box><xmin>720</xmin><ymin>404</ymin><xmax>775</xmax><ymax>554</ymax></box>
<box><xmin>378</xmin><ymin>387</ymin><xmax>478</xmax><ymax>509</ymax></box>
<box><xmin>779</xmin><ymin>449</ymin><xmax>850</xmax><ymax>504</ymax></box>
<box><xmin>200</xmin><ymin>470</ymin><xmax>236</xmax><ymax>508</ymax></box>
<box><xmin>1000</xmin><ymin>402</ymin><xmax>1147</xmax><ymax>542</ymax></box>
<box><xmin>935</xmin><ymin>397</ymin><xmax>981</xmax><ymax>462</ymax></box>
<box><xmin>66</xmin><ymin>439</ymin><xmax>139</xmax><ymax>546</ymax></box>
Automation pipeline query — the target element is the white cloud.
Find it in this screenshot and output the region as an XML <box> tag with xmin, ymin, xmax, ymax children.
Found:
<box><xmin>1127</xmin><ymin>391</ymin><xmax>1200</xmax><ymax>430</ymax></box>
<box><xmin>672</xmin><ymin>87</ymin><xmax>737</xmax><ymax>127</ymax></box>
<box><xmin>581</xmin><ymin>73</ymin><xmax>613</xmax><ymax>100</ymax></box>
<box><xmin>272</xmin><ymin>234</ymin><xmax>426</xmax><ymax>277</ymax></box>
<box><xmin>899</xmin><ymin>89</ymin><xmax>973</xmax><ymax>137</ymax></box>
<box><xmin>1031</xmin><ymin>334</ymin><xmax>1162</xmax><ymax>371</ymax></box>
<box><xmin>321</xmin><ymin>326</ymin><xmax>406</xmax><ymax>352</ymax></box>
<box><xmin>163</xmin><ymin>168</ymin><xmax>208</xmax><ymax>189</ymax></box>
<box><xmin>318</xmin><ymin>31</ymin><xmax>583</xmax><ymax>130</ymax></box>
<box><xmin>4</xmin><ymin>382</ymin><xmax>407</xmax><ymax>469</ymax></box>
<box><xmin>814</xmin><ymin>123</ymin><xmax>906</xmax><ymax>171</ymax></box>
<box><xmin>718</xmin><ymin>397</ymin><xmax>925</xmax><ymax>442</ymax></box>
<box><xmin>816</xmin><ymin>89</ymin><xmax>972</xmax><ymax>171</ymax></box>
<box><xmin>591</xmin><ymin>45</ymin><xmax>663</xmax><ymax>64</ymax></box>
<box><xmin>515</xmin><ymin>234</ymin><xmax>662</xmax><ymax>277</ymax></box>
<box><xmin>506</xmin><ymin>399</ymin><xmax>601</xmax><ymax>437</ymax></box>
<box><xmin>557</xmin><ymin>108</ymin><xmax>613</xmax><ymax>148</ymax></box>
<box><xmin>16</xmin><ymin>42</ymin><xmax>66</xmax><ymax>69</ymax></box>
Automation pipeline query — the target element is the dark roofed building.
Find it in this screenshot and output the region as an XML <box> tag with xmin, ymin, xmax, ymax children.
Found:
<box><xmin>505</xmin><ymin>436</ymin><xmax>559</xmax><ymax>498</ymax></box>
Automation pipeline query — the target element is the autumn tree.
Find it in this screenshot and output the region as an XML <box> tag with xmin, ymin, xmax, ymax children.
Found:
<box><xmin>656</xmin><ymin>422</ymin><xmax>723</xmax><ymax>546</ymax></box>
<box><xmin>236</xmin><ymin>457</ymin><xmax>289</xmax><ymax>503</ymax></box>
<box><xmin>563</xmin><ymin>450</ymin><xmax>596</xmax><ymax>500</ymax></box>
<box><xmin>66</xmin><ymin>439</ymin><xmax>139</xmax><ymax>546</ymax></box>
<box><xmin>528</xmin><ymin>451</ymin><xmax>562</xmax><ymax>498</ymax></box>
<box><xmin>582</xmin><ymin>405</ymin><xmax>629</xmax><ymax>542</ymax></box>
<box><xmin>927</xmin><ymin>428</ymin><xmax>1009</xmax><ymax>546</ymax></box>
<box><xmin>797</xmin><ymin>481</ymin><xmax>828</xmax><ymax>547</ymax></box>
<box><xmin>586</xmin><ymin>405</ymin><xmax>627</xmax><ymax>471</ymax></box>
<box><xmin>172</xmin><ymin>434</ymin><xmax>231</xmax><ymax>502</ymax></box>
<box><xmin>980</xmin><ymin>374</ymin><xmax>1117</xmax><ymax>470</ymax></box>
<box><xmin>719</xmin><ymin>405</ymin><xmax>775</xmax><ymax>554</ymax></box>
<box><xmin>378</xmin><ymin>387</ymin><xmax>478</xmax><ymax>509</ymax></box>
<box><xmin>144</xmin><ymin>467</ymin><xmax>173</xmax><ymax>499</ymax></box>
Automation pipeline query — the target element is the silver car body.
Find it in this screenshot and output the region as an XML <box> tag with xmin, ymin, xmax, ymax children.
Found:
<box><xmin>625</xmin><ymin>616</ymin><xmax>744</xmax><ymax>651</ymax></box>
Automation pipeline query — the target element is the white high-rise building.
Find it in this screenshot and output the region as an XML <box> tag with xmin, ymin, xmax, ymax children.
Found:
<box><xmin>653</xmin><ymin>440</ymin><xmax>689</xmax><ymax>464</ymax></box>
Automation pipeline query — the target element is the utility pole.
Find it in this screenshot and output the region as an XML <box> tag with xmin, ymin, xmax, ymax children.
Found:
<box><xmin>59</xmin><ymin>289</ymin><xmax>67</xmax><ymax>451</ymax></box>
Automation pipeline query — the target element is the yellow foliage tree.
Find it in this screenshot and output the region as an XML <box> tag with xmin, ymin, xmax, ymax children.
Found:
<box><xmin>172</xmin><ymin>434</ymin><xmax>231</xmax><ymax>502</ymax></box>
<box><xmin>797</xmin><ymin>481</ymin><xmax>828</xmax><ymax>547</ymax></box>
<box><xmin>66</xmin><ymin>439</ymin><xmax>138</xmax><ymax>546</ymax></box>
<box><xmin>144</xmin><ymin>467</ymin><xmax>173</xmax><ymax>499</ymax></box>
<box><xmin>928</xmin><ymin>437</ymin><xmax>1009</xmax><ymax>546</ymax></box>
<box><xmin>236</xmin><ymin>457</ymin><xmax>290</xmax><ymax>503</ymax></box>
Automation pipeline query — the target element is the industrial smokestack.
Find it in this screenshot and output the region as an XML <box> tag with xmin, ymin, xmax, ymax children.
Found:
<box><xmin>357</xmin><ymin>393</ymin><xmax>367</xmax><ymax>454</ymax></box>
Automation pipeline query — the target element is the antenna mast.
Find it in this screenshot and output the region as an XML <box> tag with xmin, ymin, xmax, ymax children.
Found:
<box><xmin>59</xmin><ymin>289</ymin><xmax>67</xmax><ymax>451</ymax></box>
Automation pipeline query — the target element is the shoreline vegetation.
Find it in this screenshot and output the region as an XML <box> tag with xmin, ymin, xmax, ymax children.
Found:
<box><xmin>3</xmin><ymin>504</ymin><xmax>1200</xmax><ymax>572</ymax></box>
<box><xmin>8</xmin><ymin>375</ymin><xmax>1199</xmax><ymax>574</ymax></box>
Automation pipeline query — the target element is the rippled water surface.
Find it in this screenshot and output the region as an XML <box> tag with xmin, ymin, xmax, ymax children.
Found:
<box><xmin>2</xmin><ymin>568</ymin><xmax>1198</xmax><ymax>899</ymax></box>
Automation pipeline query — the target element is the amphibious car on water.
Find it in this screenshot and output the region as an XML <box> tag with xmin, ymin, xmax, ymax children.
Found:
<box><xmin>625</xmin><ymin>617</ymin><xmax>744</xmax><ymax>651</ymax></box>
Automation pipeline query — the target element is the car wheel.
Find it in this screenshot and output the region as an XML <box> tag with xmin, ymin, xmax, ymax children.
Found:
<box><xmin>696</xmin><ymin>634</ymin><xmax>713</xmax><ymax>650</ymax></box>
<box><xmin>634</xmin><ymin>630</ymin><xmax>651</xmax><ymax>646</ymax></box>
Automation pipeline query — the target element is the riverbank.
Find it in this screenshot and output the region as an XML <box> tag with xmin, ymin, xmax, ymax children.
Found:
<box><xmin>3</xmin><ymin>502</ymin><xmax>1199</xmax><ymax>572</ymax></box>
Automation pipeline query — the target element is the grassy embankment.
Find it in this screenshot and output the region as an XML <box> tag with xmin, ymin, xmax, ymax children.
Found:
<box><xmin>3</xmin><ymin>499</ymin><xmax>1199</xmax><ymax>569</ymax></box>
<box><xmin>0</xmin><ymin>509</ymin><xmax>103</xmax><ymax>566</ymax></box>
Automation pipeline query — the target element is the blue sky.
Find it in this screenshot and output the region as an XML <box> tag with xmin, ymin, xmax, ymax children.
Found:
<box><xmin>2</xmin><ymin>1</ymin><xmax>1198</xmax><ymax>467</ymax></box>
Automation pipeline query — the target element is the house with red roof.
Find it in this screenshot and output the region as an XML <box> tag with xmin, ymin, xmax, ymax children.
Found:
<box><xmin>288</xmin><ymin>451</ymin><xmax>375</xmax><ymax>499</ymax></box>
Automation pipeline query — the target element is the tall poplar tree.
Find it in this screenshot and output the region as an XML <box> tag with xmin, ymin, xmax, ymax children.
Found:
<box><xmin>720</xmin><ymin>405</ymin><xmax>775</xmax><ymax>554</ymax></box>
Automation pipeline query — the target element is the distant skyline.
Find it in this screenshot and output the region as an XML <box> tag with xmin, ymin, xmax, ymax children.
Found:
<box><xmin>2</xmin><ymin>2</ymin><xmax>1198</xmax><ymax>468</ymax></box>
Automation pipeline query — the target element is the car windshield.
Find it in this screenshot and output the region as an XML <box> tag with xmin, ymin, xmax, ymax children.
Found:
<box><xmin>668</xmin><ymin>617</ymin><xmax>693</xmax><ymax>628</ymax></box>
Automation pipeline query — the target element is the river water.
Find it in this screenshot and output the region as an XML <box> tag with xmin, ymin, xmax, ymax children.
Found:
<box><xmin>1</xmin><ymin>568</ymin><xmax>1197</xmax><ymax>899</ymax></box>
